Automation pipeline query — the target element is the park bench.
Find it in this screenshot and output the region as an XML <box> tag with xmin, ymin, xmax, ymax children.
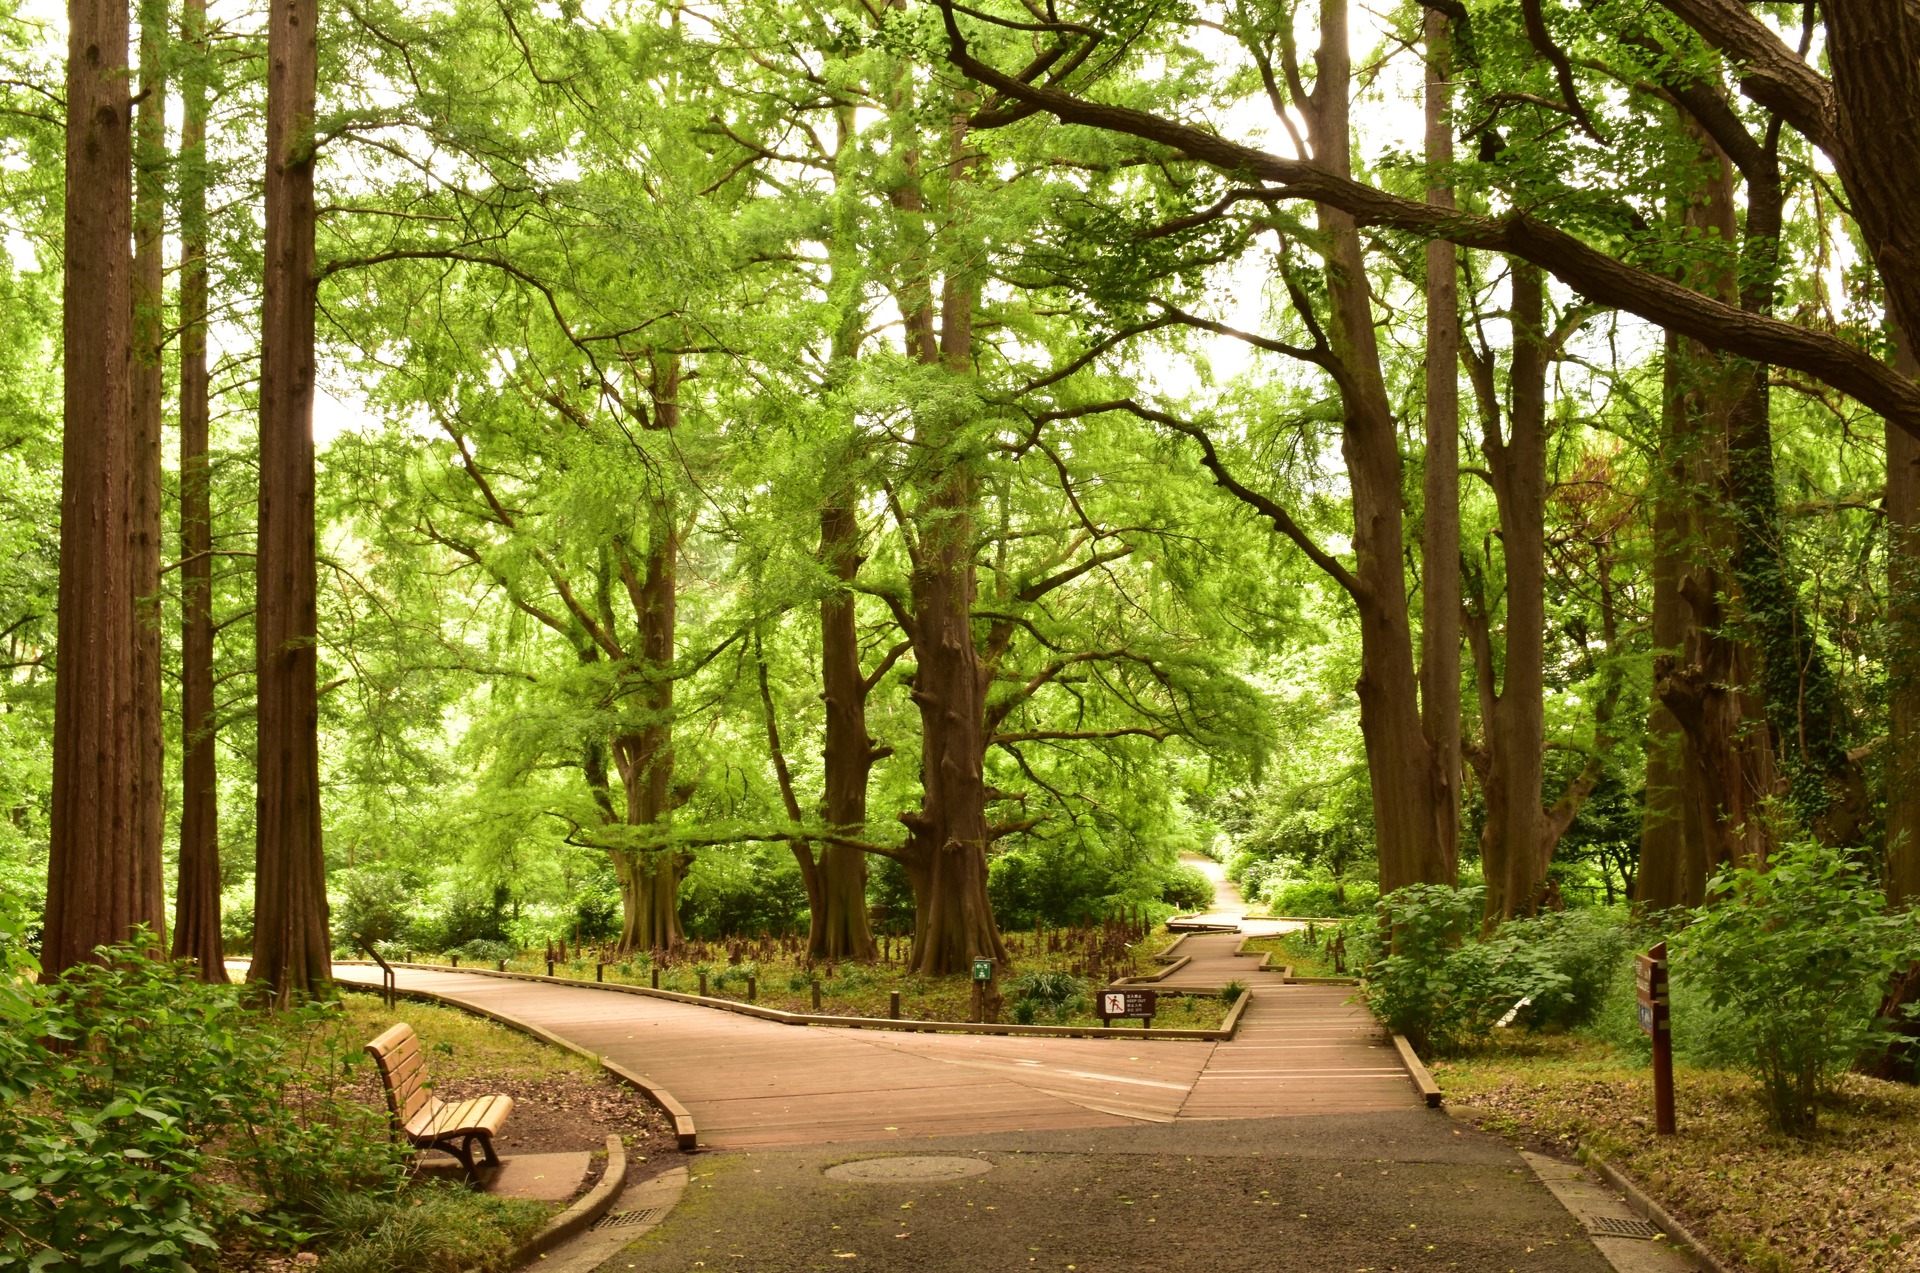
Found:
<box><xmin>365</xmin><ymin>1023</ymin><xmax>514</xmax><ymax>1178</ymax></box>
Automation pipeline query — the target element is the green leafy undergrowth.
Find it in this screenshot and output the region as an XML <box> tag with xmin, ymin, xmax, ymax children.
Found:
<box><xmin>316</xmin><ymin>1182</ymin><xmax>547</xmax><ymax>1273</ymax></box>
<box><xmin>1436</xmin><ymin>1033</ymin><xmax>1920</xmax><ymax>1272</ymax></box>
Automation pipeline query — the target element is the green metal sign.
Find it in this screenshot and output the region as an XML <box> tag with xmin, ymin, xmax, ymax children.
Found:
<box><xmin>972</xmin><ymin>957</ymin><xmax>993</xmax><ymax>982</ymax></box>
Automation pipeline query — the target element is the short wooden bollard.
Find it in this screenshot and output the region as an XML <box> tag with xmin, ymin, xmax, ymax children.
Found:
<box><xmin>889</xmin><ymin>990</ymin><xmax>901</xmax><ymax>1020</ymax></box>
<box><xmin>746</xmin><ymin>975</ymin><xmax>757</xmax><ymax>1002</ymax></box>
<box><xmin>547</xmin><ymin>959</ymin><xmax>555</xmax><ymax>977</ymax></box>
<box><xmin>651</xmin><ymin>967</ymin><xmax>660</xmax><ymax>989</ymax></box>
<box><xmin>596</xmin><ymin>962</ymin><xmax>605</xmax><ymax>982</ymax></box>
<box><xmin>496</xmin><ymin>959</ymin><xmax>505</xmax><ymax>972</ymax></box>
<box><xmin>451</xmin><ymin>954</ymin><xmax>460</xmax><ymax>968</ymax></box>
<box><xmin>811</xmin><ymin>978</ymin><xmax>822</xmax><ymax>1011</ymax></box>
<box><xmin>698</xmin><ymin>970</ymin><xmax>708</xmax><ymax>997</ymax></box>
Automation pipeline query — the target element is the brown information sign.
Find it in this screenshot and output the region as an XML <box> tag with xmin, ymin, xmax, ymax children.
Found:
<box><xmin>1096</xmin><ymin>988</ymin><xmax>1157</xmax><ymax>1024</ymax></box>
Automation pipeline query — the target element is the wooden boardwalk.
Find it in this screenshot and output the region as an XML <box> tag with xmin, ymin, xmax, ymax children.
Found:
<box><xmin>333</xmin><ymin>960</ymin><xmax>1414</xmax><ymax>1149</ymax></box>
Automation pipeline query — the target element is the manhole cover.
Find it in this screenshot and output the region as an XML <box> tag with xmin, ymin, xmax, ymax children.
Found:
<box><xmin>825</xmin><ymin>1156</ymin><xmax>993</xmax><ymax>1182</ymax></box>
<box><xmin>1587</xmin><ymin>1215</ymin><xmax>1663</xmax><ymax>1240</ymax></box>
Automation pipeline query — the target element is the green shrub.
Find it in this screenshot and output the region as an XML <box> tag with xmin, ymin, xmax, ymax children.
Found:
<box><xmin>1010</xmin><ymin>969</ymin><xmax>1087</xmax><ymax>1023</ymax></box>
<box><xmin>1674</xmin><ymin>841</ymin><xmax>1920</xmax><ymax>1134</ymax></box>
<box><xmin>1159</xmin><ymin>862</ymin><xmax>1215</xmax><ymax>912</ymax></box>
<box><xmin>0</xmin><ymin>934</ymin><xmax>405</xmax><ymax>1270</ymax></box>
<box><xmin>1261</xmin><ymin>876</ymin><xmax>1377</xmax><ymax>917</ymax></box>
<box><xmin>1219</xmin><ymin>980</ymin><xmax>1247</xmax><ymax>1005</ymax></box>
<box><xmin>456</xmin><ymin>937</ymin><xmax>515</xmax><ymax>964</ymax></box>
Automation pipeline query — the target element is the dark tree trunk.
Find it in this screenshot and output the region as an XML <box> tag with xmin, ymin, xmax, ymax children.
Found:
<box><xmin>612</xmin><ymin>359</ymin><xmax>682</xmax><ymax>953</ymax></box>
<box><xmin>1889</xmin><ymin>328</ymin><xmax>1920</xmax><ymax>906</ymax></box>
<box><xmin>249</xmin><ymin>0</ymin><xmax>330</xmax><ymax>1002</ymax></box>
<box><xmin>814</xmin><ymin>501</ymin><xmax>880</xmax><ymax>960</ymax></box>
<box><xmin>43</xmin><ymin>0</ymin><xmax>160</xmax><ymax>975</ymax></box>
<box><xmin>131</xmin><ymin>0</ymin><xmax>168</xmax><ymax>917</ymax></box>
<box><xmin>1312</xmin><ymin>0</ymin><xmax>1447</xmax><ymax>895</ymax></box>
<box><xmin>1420</xmin><ymin>7</ymin><xmax>1462</xmax><ymax>883</ymax></box>
<box><xmin>173</xmin><ymin>0</ymin><xmax>226</xmax><ymax>980</ymax></box>
<box><xmin>1635</xmin><ymin>333</ymin><xmax>1708</xmax><ymax>911</ymax></box>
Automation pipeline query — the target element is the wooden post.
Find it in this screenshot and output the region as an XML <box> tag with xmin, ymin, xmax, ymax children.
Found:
<box><xmin>596</xmin><ymin>962</ymin><xmax>604</xmax><ymax>982</ymax></box>
<box><xmin>889</xmin><ymin>989</ymin><xmax>901</xmax><ymax>1019</ymax></box>
<box><xmin>1637</xmin><ymin>941</ymin><xmax>1676</xmax><ymax>1135</ymax></box>
<box><xmin>547</xmin><ymin>959</ymin><xmax>554</xmax><ymax>977</ymax></box>
<box><xmin>451</xmin><ymin>953</ymin><xmax>459</xmax><ymax>968</ymax></box>
<box><xmin>497</xmin><ymin>959</ymin><xmax>505</xmax><ymax>972</ymax></box>
<box><xmin>698</xmin><ymin>970</ymin><xmax>708</xmax><ymax>997</ymax></box>
<box><xmin>811</xmin><ymin>978</ymin><xmax>822</xmax><ymax>1012</ymax></box>
<box><xmin>747</xmin><ymin>974</ymin><xmax>756</xmax><ymax>1002</ymax></box>
<box><xmin>970</xmin><ymin>980</ymin><xmax>982</xmax><ymax>1024</ymax></box>
<box><xmin>651</xmin><ymin>966</ymin><xmax>660</xmax><ymax>989</ymax></box>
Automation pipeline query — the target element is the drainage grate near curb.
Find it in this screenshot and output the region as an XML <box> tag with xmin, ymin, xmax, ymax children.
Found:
<box><xmin>1587</xmin><ymin>1215</ymin><xmax>1664</xmax><ymax>1240</ymax></box>
<box><xmin>591</xmin><ymin>1207</ymin><xmax>666</xmax><ymax>1231</ymax></box>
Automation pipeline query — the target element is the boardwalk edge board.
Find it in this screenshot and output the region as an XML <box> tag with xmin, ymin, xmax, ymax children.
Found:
<box><xmin>336</xmin><ymin>961</ymin><xmax>1254</xmax><ymax>1042</ymax></box>
<box><xmin>507</xmin><ymin>1133</ymin><xmax>628</xmax><ymax>1267</ymax></box>
<box><xmin>347</xmin><ymin>975</ymin><xmax>701</xmax><ymax>1152</ymax></box>
<box><xmin>1390</xmin><ymin>1034</ymin><xmax>1445</xmax><ymax>1108</ymax></box>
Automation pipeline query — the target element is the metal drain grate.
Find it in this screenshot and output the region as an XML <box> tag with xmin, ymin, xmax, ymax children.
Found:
<box><xmin>591</xmin><ymin>1207</ymin><xmax>666</xmax><ymax>1231</ymax></box>
<box><xmin>1587</xmin><ymin>1215</ymin><xmax>1663</xmax><ymax>1240</ymax></box>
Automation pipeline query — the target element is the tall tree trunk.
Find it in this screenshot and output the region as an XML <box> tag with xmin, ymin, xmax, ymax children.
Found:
<box><xmin>249</xmin><ymin>0</ymin><xmax>329</xmax><ymax>1001</ymax></box>
<box><xmin>1473</xmin><ymin>264</ymin><xmax>1551</xmax><ymax>922</ymax></box>
<box><xmin>898</xmin><ymin>105</ymin><xmax>1008</xmax><ymax>992</ymax></box>
<box><xmin>43</xmin><ymin>0</ymin><xmax>159</xmax><ymax>975</ymax></box>
<box><xmin>815</xmin><ymin>502</ymin><xmax>880</xmax><ymax>960</ymax></box>
<box><xmin>1420</xmin><ymin>6</ymin><xmax>1462</xmax><ymax>883</ymax></box>
<box><xmin>173</xmin><ymin>0</ymin><xmax>226</xmax><ymax>980</ymax></box>
<box><xmin>1635</xmin><ymin>332</ymin><xmax>1708</xmax><ymax>911</ymax></box>
<box><xmin>612</xmin><ymin>358</ymin><xmax>683</xmax><ymax>953</ymax></box>
<box><xmin>131</xmin><ymin>0</ymin><xmax>168</xmax><ymax>925</ymax></box>
<box><xmin>1888</xmin><ymin>328</ymin><xmax>1920</xmax><ymax>906</ymax></box>
<box><xmin>1311</xmin><ymin>0</ymin><xmax>1446</xmax><ymax>894</ymax></box>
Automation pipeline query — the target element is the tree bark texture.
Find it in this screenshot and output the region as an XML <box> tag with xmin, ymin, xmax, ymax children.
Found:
<box><xmin>249</xmin><ymin>0</ymin><xmax>330</xmax><ymax>1002</ymax></box>
<box><xmin>131</xmin><ymin>0</ymin><xmax>168</xmax><ymax>908</ymax></box>
<box><xmin>1421</xmin><ymin>7</ymin><xmax>1463</xmax><ymax>883</ymax></box>
<box><xmin>173</xmin><ymin>0</ymin><xmax>226</xmax><ymax>980</ymax></box>
<box><xmin>1889</xmin><ymin>328</ymin><xmax>1920</xmax><ymax>906</ymax></box>
<box><xmin>611</xmin><ymin>358</ymin><xmax>683</xmax><ymax>953</ymax></box>
<box><xmin>43</xmin><ymin>0</ymin><xmax>160</xmax><ymax>975</ymax></box>
<box><xmin>1311</xmin><ymin>0</ymin><xmax>1447</xmax><ymax>895</ymax></box>
<box><xmin>1634</xmin><ymin>332</ymin><xmax>1708</xmax><ymax>911</ymax></box>
<box><xmin>815</xmin><ymin>502</ymin><xmax>880</xmax><ymax>960</ymax></box>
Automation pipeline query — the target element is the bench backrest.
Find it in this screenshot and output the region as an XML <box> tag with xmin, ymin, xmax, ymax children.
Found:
<box><xmin>365</xmin><ymin>1023</ymin><xmax>432</xmax><ymax>1127</ymax></box>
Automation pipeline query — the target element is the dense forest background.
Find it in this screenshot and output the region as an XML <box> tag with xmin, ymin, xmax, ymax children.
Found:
<box><xmin>4</xmin><ymin>0</ymin><xmax>1916</xmax><ymax>977</ymax></box>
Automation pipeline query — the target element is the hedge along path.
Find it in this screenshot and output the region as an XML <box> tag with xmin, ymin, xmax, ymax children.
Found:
<box><xmin>332</xmin><ymin>961</ymin><xmax>1416</xmax><ymax>1150</ymax></box>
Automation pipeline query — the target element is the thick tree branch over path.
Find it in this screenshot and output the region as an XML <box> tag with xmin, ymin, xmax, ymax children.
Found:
<box><xmin>935</xmin><ymin>7</ymin><xmax>1920</xmax><ymax>434</ymax></box>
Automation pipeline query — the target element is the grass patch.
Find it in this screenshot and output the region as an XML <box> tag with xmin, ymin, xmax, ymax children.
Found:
<box><xmin>1434</xmin><ymin>1033</ymin><xmax>1920</xmax><ymax>1272</ymax></box>
<box><xmin>316</xmin><ymin>1181</ymin><xmax>547</xmax><ymax>1273</ymax></box>
<box><xmin>1239</xmin><ymin>928</ymin><xmax>1349</xmax><ymax>979</ymax></box>
<box><xmin>330</xmin><ymin>992</ymin><xmax>598</xmax><ymax>1085</ymax></box>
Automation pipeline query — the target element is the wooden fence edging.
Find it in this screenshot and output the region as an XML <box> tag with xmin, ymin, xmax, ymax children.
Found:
<box><xmin>1122</xmin><ymin>954</ymin><xmax>1192</xmax><ymax>984</ymax></box>
<box><xmin>335</xmin><ymin>961</ymin><xmax>1248</xmax><ymax>1042</ymax></box>
<box><xmin>1390</xmin><ymin>1034</ymin><xmax>1444</xmax><ymax>1108</ymax></box>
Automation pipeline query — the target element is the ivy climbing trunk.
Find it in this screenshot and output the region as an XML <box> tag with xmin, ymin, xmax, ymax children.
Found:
<box><xmin>249</xmin><ymin>0</ymin><xmax>330</xmax><ymax>1001</ymax></box>
<box><xmin>43</xmin><ymin>0</ymin><xmax>160</xmax><ymax>975</ymax></box>
<box><xmin>172</xmin><ymin>0</ymin><xmax>226</xmax><ymax>980</ymax></box>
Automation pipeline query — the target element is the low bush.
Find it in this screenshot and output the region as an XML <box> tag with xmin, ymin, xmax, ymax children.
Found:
<box><xmin>1159</xmin><ymin>862</ymin><xmax>1215</xmax><ymax>912</ymax></box>
<box><xmin>1261</xmin><ymin>876</ymin><xmax>1377</xmax><ymax>917</ymax></box>
<box><xmin>1010</xmin><ymin>969</ymin><xmax>1087</xmax><ymax>1024</ymax></box>
<box><xmin>1674</xmin><ymin>840</ymin><xmax>1920</xmax><ymax>1134</ymax></box>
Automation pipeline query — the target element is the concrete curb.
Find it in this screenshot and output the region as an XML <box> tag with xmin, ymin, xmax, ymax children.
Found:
<box><xmin>1582</xmin><ymin>1151</ymin><xmax>1737</xmax><ymax>1273</ymax></box>
<box><xmin>335</xmin><ymin>961</ymin><xmax>1248</xmax><ymax>1042</ymax></box>
<box><xmin>504</xmin><ymin>1134</ymin><xmax>627</xmax><ymax>1268</ymax></box>
<box><xmin>355</xmin><ymin>976</ymin><xmax>700</xmax><ymax>1151</ymax></box>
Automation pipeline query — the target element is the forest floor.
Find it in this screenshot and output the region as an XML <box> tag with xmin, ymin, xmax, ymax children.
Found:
<box><xmin>1237</xmin><ymin>930</ymin><xmax>1350</xmax><ymax>979</ymax></box>
<box><xmin>410</xmin><ymin>929</ymin><xmax>1235</xmax><ymax>1030</ymax></box>
<box><xmin>1435</xmin><ymin>1033</ymin><xmax>1920</xmax><ymax>1272</ymax></box>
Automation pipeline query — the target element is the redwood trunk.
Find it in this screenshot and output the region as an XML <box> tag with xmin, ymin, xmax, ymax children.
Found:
<box><xmin>173</xmin><ymin>0</ymin><xmax>226</xmax><ymax>979</ymax></box>
<box><xmin>249</xmin><ymin>0</ymin><xmax>330</xmax><ymax>1001</ymax></box>
<box><xmin>815</xmin><ymin>501</ymin><xmax>879</xmax><ymax>960</ymax></box>
<box><xmin>1420</xmin><ymin>7</ymin><xmax>1462</xmax><ymax>883</ymax></box>
<box><xmin>131</xmin><ymin>0</ymin><xmax>168</xmax><ymax>917</ymax></box>
<box><xmin>43</xmin><ymin>0</ymin><xmax>158</xmax><ymax>975</ymax></box>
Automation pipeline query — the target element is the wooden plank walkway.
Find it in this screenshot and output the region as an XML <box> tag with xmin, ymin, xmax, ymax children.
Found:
<box><xmin>333</xmin><ymin>958</ymin><xmax>1415</xmax><ymax>1150</ymax></box>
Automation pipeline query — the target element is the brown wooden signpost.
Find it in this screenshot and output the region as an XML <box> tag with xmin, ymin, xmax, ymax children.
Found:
<box><xmin>1636</xmin><ymin>941</ymin><xmax>1675</xmax><ymax>1135</ymax></box>
<box><xmin>1097</xmin><ymin>987</ymin><xmax>1157</xmax><ymax>1026</ymax></box>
